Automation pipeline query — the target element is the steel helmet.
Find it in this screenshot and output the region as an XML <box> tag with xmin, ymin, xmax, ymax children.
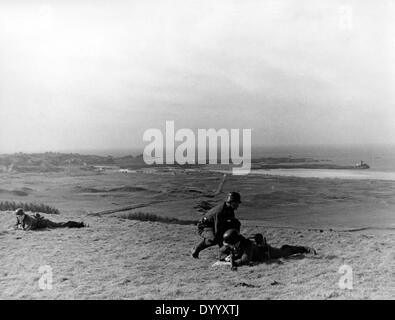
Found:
<box><xmin>226</xmin><ymin>192</ymin><xmax>241</xmax><ymax>203</ymax></box>
<box><xmin>223</xmin><ymin>229</ymin><xmax>241</xmax><ymax>245</ymax></box>
<box><xmin>15</xmin><ymin>208</ymin><xmax>25</xmax><ymax>216</ymax></box>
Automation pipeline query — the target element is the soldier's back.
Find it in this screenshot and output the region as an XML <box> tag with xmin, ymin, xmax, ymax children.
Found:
<box><xmin>203</xmin><ymin>203</ymin><xmax>225</xmax><ymax>221</ymax></box>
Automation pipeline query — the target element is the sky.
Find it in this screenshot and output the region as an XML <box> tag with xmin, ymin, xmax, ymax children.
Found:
<box><xmin>0</xmin><ymin>0</ymin><xmax>394</xmax><ymax>153</ymax></box>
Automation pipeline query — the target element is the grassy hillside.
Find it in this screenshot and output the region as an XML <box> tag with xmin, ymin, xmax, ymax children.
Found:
<box><xmin>0</xmin><ymin>169</ymin><xmax>393</xmax><ymax>299</ymax></box>
<box><xmin>0</xmin><ymin>212</ymin><xmax>393</xmax><ymax>299</ymax></box>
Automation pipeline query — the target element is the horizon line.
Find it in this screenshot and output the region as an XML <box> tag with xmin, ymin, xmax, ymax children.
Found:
<box><xmin>1</xmin><ymin>143</ymin><xmax>394</xmax><ymax>157</ymax></box>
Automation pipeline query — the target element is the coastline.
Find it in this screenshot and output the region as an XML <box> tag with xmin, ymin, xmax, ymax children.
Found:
<box><xmin>250</xmin><ymin>169</ymin><xmax>395</xmax><ymax>181</ymax></box>
<box><xmin>209</xmin><ymin>168</ymin><xmax>395</xmax><ymax>181</ymax></box>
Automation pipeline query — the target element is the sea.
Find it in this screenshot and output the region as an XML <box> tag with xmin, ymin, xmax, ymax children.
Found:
<box><xmin>251</xmin><ymin>144</ymin><xmax>395</xmax><ymax>171</ymax></box>
<box><xmin>249</xmin><ymin>144</ymin><xmax>395</xmax><ymax>181</ymax></box>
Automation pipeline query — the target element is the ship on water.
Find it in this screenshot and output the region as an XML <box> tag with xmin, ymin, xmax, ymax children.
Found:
<box><xmin>354</xmin><ymin>160</ymin><xmax>370</xmax><ymax>169</ymax></box>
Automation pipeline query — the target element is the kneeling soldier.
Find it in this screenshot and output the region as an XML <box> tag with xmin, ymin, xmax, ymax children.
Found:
<box><xmin>192</xmin><ymin>192</ymin><xmax>242</xmax><ymax>259</ymax></box>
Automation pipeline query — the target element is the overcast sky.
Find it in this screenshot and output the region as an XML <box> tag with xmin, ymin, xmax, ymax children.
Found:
<box><xmin>0</xmin><ymin>0</ymin><xmax>394</xmax><ymax>153</ymax></box>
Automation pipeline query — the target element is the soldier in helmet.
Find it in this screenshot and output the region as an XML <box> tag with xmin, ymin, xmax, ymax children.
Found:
<box><xmin>220</xmin><ymin>229</ymin><xmax>317</xmax><ymax>270</ymax></box>
<box><xmin>192</xmin><ymin>192</ymin><xmax>242</xmax><ymax>259</ymax></box>
<box><xmin>14</xmin><ymin>208</ymin><xmax>87</xmax><ymax>230</ymax></box>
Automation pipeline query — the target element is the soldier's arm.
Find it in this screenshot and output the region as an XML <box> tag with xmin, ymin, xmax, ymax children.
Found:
<box><xmin>214</xmin><ymin>211</ymin><xmax>220</xmax><ymax>235</ymax></box>
<box><xmin>233</xmin><ymin>253</ymin><xmax>250</xmax><ymax>267</ymax></box>
<box><xmin>230</xmin><ymin>254</ymin><xmax>237</xmax><ymax>271</ymax></box>
<box><xmin>22</xmin><ymin>218</ymin><xmax>32</xmax><ymax>230</ymax></box>
<box><xmin>214</xmin><ymin>209</ymin><xmax>227</xmax><ymax>236</ymax></box>
<box><xmin>233</xmin><ymin>246</ymin><xmax>253</xmax><ymax>267</ymax></box>
<box><xmin>218</xmin><ymin>245</ymin><xmax>231</xmax><ymax>261</ymax></box>
<box><xmin>23</xmin><ymin>223</ymin><xmax>32</xmax><ymax>230</ymax></box>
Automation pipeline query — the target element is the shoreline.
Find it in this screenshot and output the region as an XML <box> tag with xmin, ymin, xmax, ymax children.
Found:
<box><xmin>209</xmin><ymin>168</ymin><xmax>395</xmax><ymax>181</ymax></box>
<box><xmin>251</xmin><ymin>169</ymin><xmax>395</xmax><ymax>181</ymax></box>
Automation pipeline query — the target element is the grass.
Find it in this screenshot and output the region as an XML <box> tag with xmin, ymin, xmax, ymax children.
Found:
<box><xmin>119</xmin><ymin>211</ymin><xmax>197</xmax><ymax>226</ymax></box>
<box><xmin>0</xmin><ymin>201</ymin><xmax>60</xmax><ymax>214</ymax></box>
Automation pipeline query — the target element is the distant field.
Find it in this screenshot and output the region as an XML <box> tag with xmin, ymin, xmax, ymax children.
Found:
<box><xmin>1</xmin><ymin>169</ymin><xmax>394</xmax><ymax>229</ymax></box>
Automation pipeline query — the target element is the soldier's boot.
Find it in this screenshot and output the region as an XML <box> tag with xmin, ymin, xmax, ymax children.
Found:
<box><xmin>191</xmin><ymin>239</ymin><xmax>213</xmax><ymax>259</ymax></box>
<box><xmin>61</xmin><ymin>221</ymin><xmax>86</xmax><ymax>228</ymax></box>
<box><xmin>279</xmin><ymin>245</ymin><xmax>317</xmax><ymax>257</ymax></box>
<box><xmin>303</xmin><ymin>246</ymin><xmax>317</xmax><ymax>255</ymax></box>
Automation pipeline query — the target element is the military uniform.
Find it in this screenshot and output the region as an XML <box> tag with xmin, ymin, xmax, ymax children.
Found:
<box><xmin>219</xmin><ymin>234</ymin><xmax>316</xmax><ymax>268</ymax></box>
<box><xmin>198</xmin><ymin>202</ymin><xmax>240</xmax><ymax>244</ymax></box>
<box><xmin>192</xmin><ymin>204</ymin><xmax>241</xmax><ymax>258</ymax></box>
<box><xmin>15</xmin><ymin>210</ymin><xmax>86</xmax><ymax>230</ymax></box>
